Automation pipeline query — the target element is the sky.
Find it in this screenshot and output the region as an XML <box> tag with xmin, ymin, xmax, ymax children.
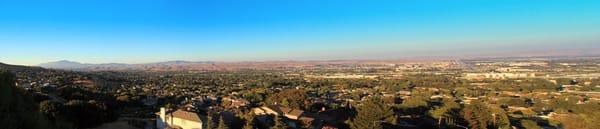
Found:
<box><xmin>1</xmin><ymin>0</ymin><xmax>599</xmax><ymax>65</ymax></box>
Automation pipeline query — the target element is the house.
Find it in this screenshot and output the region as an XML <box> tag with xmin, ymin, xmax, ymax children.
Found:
<box><xmin>156</xmin><ymin>108</ymin><xmax>204</xmax><ymax>129</ymax></box>
<box><xmin>222</xmin><ymin>96</ymin><xmax>250</xmax><ymax>108</ymax></box>
<box><xmin>252</xmin><ymin>105</ymin><xmax>306</xmax><ymax>120</ymax></box>
<box><xmin>252</xmin><ymin>105</ymin><xmax>315</xmax><ymax>128</ymax></box>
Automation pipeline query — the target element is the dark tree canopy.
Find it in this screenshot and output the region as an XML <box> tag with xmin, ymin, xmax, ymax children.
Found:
<box><xmin>461</xmin><ymin>101</ymin><xmax>493</xmax><ymax>129</ymax></box>
<box><xmin>271</xmin><ymin>115</ymin><xmax>288</xmax><ymax>129</ymax></box>
<box><xmin>348</xmin><ymin>97</ymin><xmax>397</xmax><ymax>129</ymax></box>
<box><xmin>268</xmin><ymin>89</ymin><xmax>308</xmax><ymax>110</ymax></box>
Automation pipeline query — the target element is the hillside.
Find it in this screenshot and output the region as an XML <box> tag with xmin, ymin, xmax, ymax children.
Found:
<box><xmin>0</xmin><ymin>62</ymin><xmax>46</xmax><ymax>72</ymax></box>
<box><xmin>0</xmin><ymin>70</ymin><xmax>63</xmax><ymax>129</ymax></box>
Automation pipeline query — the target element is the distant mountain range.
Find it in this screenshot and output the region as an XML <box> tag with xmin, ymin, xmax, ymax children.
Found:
<box><xmin>37</xmin><ymin>59</ymin><xmax>378</xmax><ymax>71</ymax></box>
<box><xmin>38</xmin><ymin>60</ymin><xmax>218</xmax><ymax>71</ymax></box>
<box><xmin>39</xmin><ymin>60</ymin><xmax>98</xmax><ymax>70</ymax></box>
<box><xmin>34</xmin><ymin>53</ymin><xmax>600</xmax><ymax>72</ymax></box>
<box><xmin>39</xmin><ymin>59</ymin><xmax>448</xmax><ymax>71</ymax></box>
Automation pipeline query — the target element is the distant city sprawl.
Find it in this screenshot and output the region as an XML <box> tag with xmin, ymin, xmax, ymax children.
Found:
<box><xmin>1</xmin><ymin>56</ymin><xmax>600</xmax><ymax>129</ymax></box>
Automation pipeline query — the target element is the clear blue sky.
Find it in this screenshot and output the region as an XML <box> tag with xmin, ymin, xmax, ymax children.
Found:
<box><xmin>1</xmin><ymin>0</ymin><xmax>599</xmax><ymax>65</ymax></box>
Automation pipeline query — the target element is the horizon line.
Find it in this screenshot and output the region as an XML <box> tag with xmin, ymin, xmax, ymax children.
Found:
<box><xmin>12</xmin><ymin>54</ymin><xmax>598</xmax><ymax>66</ymax></box>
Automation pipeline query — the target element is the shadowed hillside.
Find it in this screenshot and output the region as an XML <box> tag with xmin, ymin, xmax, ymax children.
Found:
<box><xmin>0</xmin><ymin>70</ymin><xmax>71</xmax><ymax>129</ymax></box>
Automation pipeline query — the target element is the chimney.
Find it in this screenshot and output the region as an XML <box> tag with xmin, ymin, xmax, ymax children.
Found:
<box><xmin>160</xmin><ymin>107</ymin><xmax>166</xmax><ymax>118</ymax></box>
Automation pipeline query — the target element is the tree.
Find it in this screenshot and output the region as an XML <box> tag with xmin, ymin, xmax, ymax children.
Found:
<box><xmin>268</xmin><ymin>89</ymin><xmax>308</xmax><ymax>109</ymax></box>
<box><xmin>56</xmin><ymin>99</ymin><xmax>110</xmax><ymax>128</ymax></box>
<box><xmin>490</xmin><ymin>105</ymin><xmax>511</xmax><ymax>129</ymax></box>
<box><xmin>243</xmin><ymin>113</ymin><xmax>255</xmax><ymax>129</ymax></box>
<box><xmin>552</xmin><ymin>113</ymin><xmax>589</xmax><ymax>129</ymax></box>
<box><xmin>87</xmin><ymin>100</ymin><xmax>111</xmax><ymax>124</ymax></box>
<box><xmin>218</xmin><ymin>116</ymin><xmax>229</xmax><ymax>129</ymax></box>
<box><xmin>65</xmin><ymin>100</ymin><xmax>88</xmax><ymax>128</ymax></box>
<box><xmin>400</xmin><ymin>95</ymin><xmax>429</xmax><ymax>118</ymax></box>
<box><xmin>271</xmin><ymin>115</ymin><xmax>288</xmax><ymax>129</ymax></box>
<box><xmin>348</xmin><ymin>97</ymin><xmax>397</xmax><ymax>129</ymax></box>
<box><xmin>38</xmin><ymin>100</ymin><xmax>73</xmax><ymax>128</ymax></box>
<box><xmin>429</xmin><ymin>99</ymin><xmax>460</xmax><ymax>128</ymax></box>
<box><xmin>520</xmin><ymin>120</ymin><xmax>542</xmax><ymax>129</ymax></box>
<box><xmin>39</xmin><ymin>100</ymin><xmax>65</xmax><ymax>120</ymax></box>
<box><xmin>242</xmin><ymin>92</ymin><xmax>264</xmax><ymax>103</ymax></box>
<box><xmin>461</xmin><ymin>101</ymin><xmax>493</xmax><ymax>129</ymax></box>
<box><xmin>0</xmin><ymin>70</ymin><xmax>66</xmax><ymax>129</ymax></box>
<box><xmin>206</xmin><ymin>115</ymin><xmax>215</xmax><ymax>129</ymax></box>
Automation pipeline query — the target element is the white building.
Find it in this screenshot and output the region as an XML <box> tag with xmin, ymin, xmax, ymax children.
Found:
<box><xmin>464</xmin><ymin>72</ymin><xmax>536</xmax><ymax>79</ymax></box>
<box><xmin>156</xmin><ymin>108</ymin><xmax>204</xmax><ymax>129</ymax></box>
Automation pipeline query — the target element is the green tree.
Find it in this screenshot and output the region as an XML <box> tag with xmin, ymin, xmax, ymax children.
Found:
<box><xmin>271</xmin><ymin>115</ymin><xmax>288</xmax><ymax>129</ymax></box>
<box><xmin>429</xmin><ymin>99</ymin><xmax>460</xmax><ymax>128</ymax></box>
<box><xmin>39</xmin><ymin>100</ymin><xmax>65</xmax><ymax>120</ymax></box>
<box><xmin>268</xmin><ymin>89</ymin><xmax>308</xmax><ymax>110</ymax></box>
<box><xmin>243</xmin><ymin>113</ymin><xmax>255</xmax><ymax>129</ymax></box>
<box><xmin>206</xmin><ymin>115</ymin><xmax>214</xmax><ymax>129</ymax></box>
<box><xmin>401</xmin><ymin>95</ymin><xmax>429</xmax><ymax>118</ymax></box>
<box><xmin>348</xmin><ymin>97</ymin><xmax>397</xmax><ymax>129</ymax></box>
<box><xmin>490</xmin><ymin>106</ymin><xmax>511</xmax><ymax>129</ymax></box>
<box><xmin>38</xmin><ymin>100</ymin><xmax>74</xmax><ymax>128</ymax></box>
<box><xmin>461</xmin><ymin>101</ymin><xmax>492</xmax><ymax>129</ymax></box>
<box><xmin>217</xmin><ymin>116</ymin><xmax>229</xmax><ymax>129</ymax></box>
<box><xmin>520</xmin><ymin>120</ymin><xmax>542</xmax><ymax>129</ymax></box>
<box><xmin>65</xmin><ymin>100</ymin><xmax>103</xmax><ymax>128</ymax></box>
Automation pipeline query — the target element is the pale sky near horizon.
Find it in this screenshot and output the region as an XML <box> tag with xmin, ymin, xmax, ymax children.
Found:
<box><xmin>1</xmin><ymin>0</ymin><xmax>600</xmax><ymax>65</ymax></box>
